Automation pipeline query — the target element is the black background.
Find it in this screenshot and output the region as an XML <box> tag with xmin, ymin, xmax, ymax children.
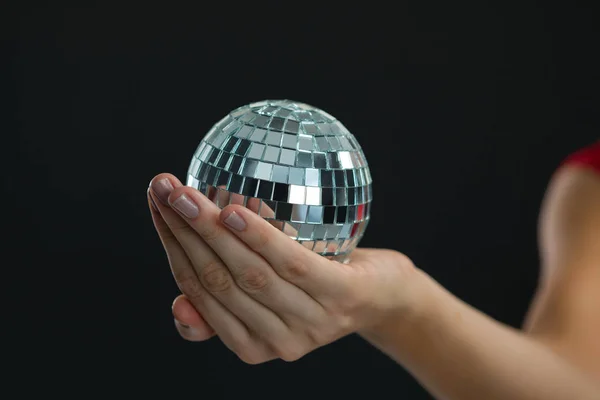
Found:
<box><xmin>6</xmin><ymin>3</ymin><xmax>599</xmax><ymax>399</ymax></box>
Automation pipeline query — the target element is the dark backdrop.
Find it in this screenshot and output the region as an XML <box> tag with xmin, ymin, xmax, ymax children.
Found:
<box><xmin>6</xmin><ymin>3</ymin><xmax>598</xmax><ymax>399</ymax></box>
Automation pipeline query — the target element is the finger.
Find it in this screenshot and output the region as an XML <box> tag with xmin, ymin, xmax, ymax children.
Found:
<box><xmin>149</xmin><ymin>175</ymin><xmax>263</xmax><ymax>357</ymax></box>
<box><xmin>167</xmin><ymin>186</ymin><xmax>327</xmax><ymax>323</ymax></box>
<box><xmin>153</xmin><ymin>177</ymin><xmax>293</xmax><ymax>344</ymax></box>
<box><xmin>219</xmin><ymin>204</ymin><xmax>350</xmax><ymax>298</ymax></box>
<box><xmin>207</xmin><ymin>186</ymin><xmax>297</xmax><ymax>236</ymax></box>
<box><xmin>172</xmin><ymin>294</ymin><xmax>215</xmax><ymax>341</ymax></box>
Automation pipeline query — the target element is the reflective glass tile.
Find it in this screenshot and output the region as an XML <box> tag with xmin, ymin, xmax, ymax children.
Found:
<box><xmin>321</xmin><ymin>188</ymin><xmax>334</xmax><ymax>205</ymax></box>
<box><xmin>241</xmin><ymin>177</ymin><xmax>259</xmax><ymax>196</ymax></box>
<box><xmin>305</xmin><ymin>168</ymin><xmax>319</xmax><ymax>186</ymax></box>
<box><xmin>298</xmin><ymin>225</ymin><xmax>315</xmax><ymax>240</ymax></box>
<box><xmin>296</xmin><ymin>152</ymin><xmax>313</xmax><ymax>168</ymax></box>
<box><xmin>249</xmin><ymin>128</ymin><xmax>267</xmax><ymax>142</ymax></box>
<box><xmin>199</xmin><ymin>145</ymin><xmax>211</xmax><ymax>161</ymax></box>
<box><xmin>327</xmin><ymin>136</ymin><xmax>342</xmax><ymax>150</ymax></box>
<box><xmin>335</xmin><ymin>188</ymin><xmax>347</xmax><ymax>206</ymax></box>
<box><xmin>316</xmin><ymin>137</ymin><xmax>329</xmax><ymax>152</ymax></box>
<box><xmin>306</xmin><ymin>206</ymin><xmax>323</xmax><ymax>223</ymax></box>
<box><xmin>187</xmin><ymin>175</ymin><xmax>199</xmax><ymax>189</ymax></box>
<box><xmin>249</xmin><ymin>101</ymin><xmax>268</xmax><ymax>108</ymax></box>
<box><xmin>282</xmin><ymin>134</ymin><xmax>297</xmax><ymax>149</ymax></box>
<box><xmin>217</xmin><ymin>171</ymin><xmax>231</xmax><ymax>186</ymax></box>
<box><xmin>252</xmin><ymin>115</ymin><xmax>270</xmax><ymax>128</ymax></box>
<box><xmin>314</xmin><ymin>241</ymin><xmax>327</xmax><ymax>253</ymax></box>
<box><xmin>273</xmin><ymin>182</ymin><xmax>289</xmax><ymax>202</ymax></box>
<box><xmin>323</xmin><ymin>207</ymin><xmax>336</xmax><ymax>224</ymax></box>
<box><xmin>264</xmin><ymin>131</ymin><xmax>282</xmax><ymax>146</ymax></box>
<box><xmin>223</xmin><ymin>136</ymin><xmax>238</xmax><ymax>152</ymax></box>
<box><xmin>256</xmin><ymin>180</ymin><xmax>274</xmax><ymax>199</ymax></box>
<box><xmin>216</xmin><ymin>153</ymin><xmax>230</xmax><ymax>168</ymax></box>
<box><xmin>338</xmin><ymin>136</ymin><xmax>352</xmax><ymax>150</ymax></box>
<box><xmin>346</xmin><ymin>170</ymin><xmax>356</xmax><ymax>186</ymax></box>
<box><xmin>298</xmin><ymin>135</ymin><xmax>313</xmax><ymax>151</ymax></box>
<box><xmin>261</xmin><ymin>200</ymin><xmax>277</xmax><ymax>217</ymax></box>
<box><xmin>276</xmin><ymin>202</ymin><xmax>292</xmax><ymax>220</ymax></box>
<box><xmin>238</xmin><ymin>112</ymin><xmax>255</xmax><ymax>122</ymax></box>
<box><xmin>302</xmin><ymin>123</ymin><xmax>318</xmax><ymax>135</ymax></box>
<box><xmin>334</xmin><ymin>170</ymin><xmax>346</xmax><ymax>187</ymax></box>
<box><xmin>339</xmin><ymin>224</ymin><xmax>352</xmax><ymax>239</ymax></box>
<box><xmin>234</xmin><ymin>125</ymin><xmax>253</xmax><ymax>139</ymax></box>
<box><xmin>271</xmin><ymin>165</ymin><xmax>289</xmax><ymax>184</ymax></box>
<box><xmin>320</xmin><ymin>170</ymin><xmax>333</xmax><ymax>187</ymax></box>
<box><xmin>327</xmin><ymin>225</ymin><xmax>341</xmax><ymax>240</ymax></box>
<box><xmin>291</xmin><ymin>205</ymin><xmax>309</xmax><ymax>222</ymax></box>
<box><xmin>305</xmin><ymin>187</ymin><xmax>321</xmax><ymax>205</ymax></box>
<box><xmin>234</xmin><ymin>139</ymin><xmax>251</xmax><ymax>156</ymax></box>
<box><xmin>314</xmin><ymin>152</ymin><xmax>327</xmax><ymax>168</ymax></box>
<box><xmin>227</xmin><ymin>175</ymin><xmax>244</xmax><ymax>193</ymax></box>
<box><xmin>319</xmin><ymin>124</ymin><xmax>332</xmax><ymax>135</ymax></box>
<box><xmin>189</xmin><ymin>158</ymin><xmax>201</xmax><ymax>176</ymax></box>
<box><xmin>241</xmin><ymin>158</ymin><xmax>258</xmax><ymax>177</ymax></box>
<box><xmin>279</xmin><ymin>148</ymin><xmax>296</xmax><ymax>166</ymax></box>
<box><xmin>206</xmin><ymin>167</ymin><xmax>218</xmax><ymax>186</ymax></box>
<box><xmin>328</xmin><ymin>153</ymin><xmax>340</xmax><ymax>168</ymax></box>
<box><xmin>255</xmin><ymin>162</ymin><xmax>273</xmax><ymax>181</ymax></box>
<box><xmin>223</xmin><ymin>120</ymin><xmax>242</xmax><ymax>135</ymax></box>
<box><xmin>289</xmin><ymin>185</ymin><xmax>306</xmax><ymax>204</ymax></box>
<box><xmin>207</xmin><ymin>148</ymin><xmax>219</xmax><ymax>164</ymax></box>
<box><xmin>274</xmin><ymin>108</ymin><xmax>292</xmax><ymax>118</ymax></box>
<box><xmin>268</xmin><ymin>117</ymin><xmax>285</xmax><ymax>131</ymax></box>
<box><xmin>336</xmin><ymin>206</ymin><xmax>348</xmax><ymax>223</ymax></box>
<box><xmin>314</xmin><ymin>226</ymin><xmax>328</xmax><ymax>241</ymax></box>
<box><xmin>338</xmin><ymin>151</ymin><xmax>353</xmax><ymax>169</ymax></box>
<box><xmin>263</xmin><ymin>146</ymin><xmax>280</xmax><ymax>163</ymax></box>
<box><xmin>288</xmin><ymin>167</ymin><xmax>304</xmax><ymax>185</ymax></box>
<box><xmin>229</xmin><ymin>155</ymin><xmax>243</xmax><ymax>174</ymax></box>
<box><xmin>283</xmin><ymin>119</ymin><xmax>300</xmax><ymax>134</ymax></box>
<box><xmin>247</xmin><ymin>143</ymin><xmax>265</xmax><ymax>159</ymax></box>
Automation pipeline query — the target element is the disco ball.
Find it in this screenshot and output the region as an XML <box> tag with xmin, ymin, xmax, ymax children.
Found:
<box><xmin>186</xmin><ymin>100</ymin><xmax>372</xmax><ymax>262</ymax></box>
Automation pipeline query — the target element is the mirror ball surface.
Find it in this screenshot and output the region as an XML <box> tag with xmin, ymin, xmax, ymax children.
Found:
<box><xmin>187</xmin><ymin>100</ymin><xmax>372</xmax><ymax>262</ymax></box>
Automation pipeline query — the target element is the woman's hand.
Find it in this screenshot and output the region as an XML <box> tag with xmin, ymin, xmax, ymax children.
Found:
<box><xmin>149</xmin><ymin>173</ymin><xmax>419</xmax><ymax>364</ymax></box>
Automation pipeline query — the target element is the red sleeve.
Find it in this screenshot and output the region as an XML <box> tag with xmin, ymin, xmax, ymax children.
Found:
<box><xmin>561</xmin><ymin>141</ymin><xmax>600</xmax><ymax>174</ymax></box>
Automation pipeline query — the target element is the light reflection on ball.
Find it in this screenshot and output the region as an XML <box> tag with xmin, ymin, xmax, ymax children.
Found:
<box><xmin>187</xmin><ymin>100</ymin><xmax>372</xmax><ymax>262</ymax></box>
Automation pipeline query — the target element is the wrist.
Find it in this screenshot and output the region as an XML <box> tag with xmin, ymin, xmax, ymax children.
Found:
<box><xmin>358</xmin><ymin>267</ymin><xmax>443</xmax><ymax>349</ymax></box>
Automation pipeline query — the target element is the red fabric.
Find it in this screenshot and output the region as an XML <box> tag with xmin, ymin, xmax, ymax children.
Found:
<box><xmin>562</xmin><ymin>141</ymin><xmax>600</xmax><ymax>174</ymax></box>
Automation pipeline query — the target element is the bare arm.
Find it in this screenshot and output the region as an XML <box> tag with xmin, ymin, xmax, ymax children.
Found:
<box><xmin>361</xmin><ymin>268</ymin><xmax>600</xmax><ymax>400</ymax></box>
<box><xmin>361</xmin><ymin>159</ymin><xmax>600</xmax><ymax>399</ymax></box>
<box><xmin>524</xmin><ymin>165</ymin><xmax>600</xmax><ymax>377</ymax></box>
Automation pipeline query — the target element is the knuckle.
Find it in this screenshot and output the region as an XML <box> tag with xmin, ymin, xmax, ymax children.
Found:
<box><xmin>235</xmin><ymin>346</ymin><xmax>267</xmax><ymax>365</ymax></box>
<box><xmin>199</xmin><ymin>225</ymin><xmax>221</xmax><ymax>242</ymax></box>
<box><xmin>199</xmin><ymin>261</ymin><xmax>232</xmax><ymax>293</ymax></box>
<box><xmin>305</xmin><ymin>326</ymin><xmax>328</xmax><ymax>346</ymax></box>
<box><xmin>250</xmin><ymin>228</ymin><xmax>270</xmax><ymax>252</ymax></box>
<box><xmin>237</xmin><ymin>353</ymin><xmax>263</xmax><ymax>365</ymax></box>
<box><xmin>236</xmin><ymin>267</ymin><xmax>271</xmax><ymax>293</ymax></box>
<box><xmin>279</xmin><ymin>257</ymin><xmax>309</xmax><ymax>280</ymax></box>
<box><xmin>170</xmin><ymin>222</ymin><xmax>195</xmax><ymax>236</ymax></box>
<box><xmin>274</xmin><ymin>344</ymin><xmax>305</xmax><ymax>362</ymax></box>
<box><xmin>175</xmin><ymin>274</ymin><xmax>204</xmax><ymax>300</ymax></box>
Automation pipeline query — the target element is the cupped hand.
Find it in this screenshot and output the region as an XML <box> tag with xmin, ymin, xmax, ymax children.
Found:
<box><xmin>149</xmin><ymin>173</ymin><xmax>417</xmax><ymax>363</ymax></box>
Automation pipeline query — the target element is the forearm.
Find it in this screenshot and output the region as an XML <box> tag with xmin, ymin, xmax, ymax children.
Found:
<box><xmin>361</xmin><ymin>270</ymin><xmax>600</xmax><ymax>400</ymax></box>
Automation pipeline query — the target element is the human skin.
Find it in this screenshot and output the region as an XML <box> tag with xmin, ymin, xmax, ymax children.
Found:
<box><xmin>149</xmin><ymin>148</ymin><xmax>600</xmax><ymax>399</ymax></box>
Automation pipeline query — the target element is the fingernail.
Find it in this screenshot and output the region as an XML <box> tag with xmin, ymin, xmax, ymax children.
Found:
<box><xmin>223</xmin><ymin>211</ymin><xmax>246</xmax><ymax>231</ymax></box>
<box><xmin>172</xmin><ymin>194</ymin><xmax>199</xmax><ymax>219</ymax></box>
<box><xmin>152</xmin><ymin>178</ymin><xmax>174</xmax><ymax>205</ymax></box>
<box><xmin>175</xmin><ymin>319</ymin><xmax>190</xmax><ymax>329</ymax></box>
<box><xmin>147</xmin><ymin>188</ymin><xmax>159</xmax><ymax>212</ymax></box>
